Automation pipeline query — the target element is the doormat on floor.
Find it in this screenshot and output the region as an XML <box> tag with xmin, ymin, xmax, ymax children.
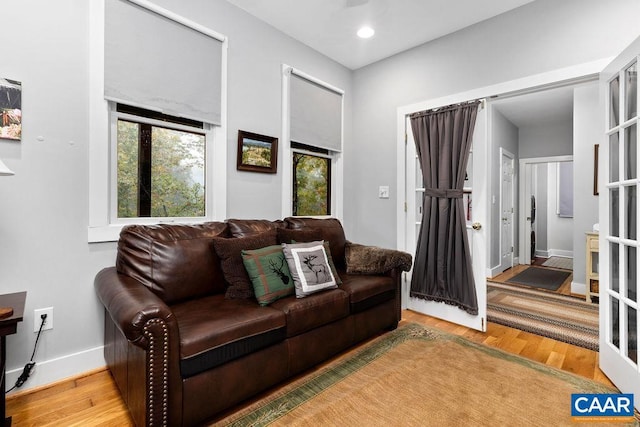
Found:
<box><xmin>487</xmin><ymin>282</ymin><xmax>599</xmax><ymax>350</ymax></box>
<box><xmin>542</xmin><ymin>256</ymin><xmax>573</xmax><ymax>270</ymax></box>
<box><xmin>506</xmin><ymin>266</ymin><xmax>570</xmax><ymax>291</ymax></box>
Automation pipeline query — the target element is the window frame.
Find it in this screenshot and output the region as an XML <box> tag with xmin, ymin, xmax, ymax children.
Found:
<box><xmin>291</xmin><ymin>143</ymin><xmax>333</xmax><ymax>217</ymax></box>
<box><xmin>88</xmin><ymin>0</ymin><xmax>227</xmax><ymax>242</ymax></box>
<box><xmin>109</xmin><ymin>105</ymin><xmax>210</xmax><ymax>224</ymax></box>
<box><xmin>281</xmin><ymin>65</ymin><xmax>343</xmax><ymax>220</ymax></box>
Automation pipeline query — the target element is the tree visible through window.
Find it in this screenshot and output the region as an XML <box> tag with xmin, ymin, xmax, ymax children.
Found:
<box><xmin>292</xmin><ymin>148</ymin><xmax>330</xmax><ymax>216</ymax></box>
<box><xmin>116</xmin><ymin>111</ymin><xmax>205</xmax><ymax>218</ymax></box>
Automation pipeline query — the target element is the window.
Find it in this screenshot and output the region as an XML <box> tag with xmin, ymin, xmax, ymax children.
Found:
<box><xmin>282</xmin><ymin>66</ymin><xmax>344</xmax><ymax>219</ymax></box>
<box><xmin>89</xmin><ymin>0</ymin><xmax>227</xmax><ymax>242</ymax></box>
<box><xmin>114</xmin><ymin>105</ymin><xmax>206</xmax><ymax>219</ymax></box>
<box><xmin>292</xmin><ymin>142</ymin><xmax>331</xmax><ymax>216</ymax></box>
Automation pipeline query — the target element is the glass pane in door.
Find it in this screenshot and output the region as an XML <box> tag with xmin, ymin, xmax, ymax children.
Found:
<box><xmin>416</xmin><ymin>191</ymin><xmax>424</xmax><ymax>221</ymax></box>
<box><xmin>626</xmin><ymin>246</ymin><xmax>636</xmax><ymax>299</ymax></box>
<box><xmin>611</xmin><ymin>77</ymin><xmax>620</xmax><ymax>128</ymax></box>
<box><xmin>610</xmin><ymin>132</ymin><xmax>620</xmax><ymax>182</ymax></box>
<box><xmin>612</xmin><ymin>297</ymin><xmax>620</xmax><ymax>349</ymax></box>
<box><xmin>611</xmin><ymin>242</ymin><xmax>620</xmax><ymax>292</ymax></box>
<box><xmin>626</xmin><ymin>62</ymin><xmax>637</xmax><ymax>120</ymax></box>
<box><xmin>625</xmin><ymin>125</ymin><xmax>637</xmax><ymax>179</ymax></box>
<box><xmin>611</xmin><ymin>188</ymin><xmax>619</xmax><ymax>237</ymax></box>
<box><xmin>628</xmin><ymin>306</ymin><xmax>637</xmax><ymax>364</ymax></box>
<box><xmin>465</xmin><ymin>151</ymin><xmax>473</xmax><ymax>188</ymax></box>
<box><xmin>629</xmin><ymin>244</ymin><xmax>638</xmax><ymax>302</ymax></box>
<box><xmin>625</xmin><ymin>186</ymin><xmax>637</xmax><ymax>239</ymax></box>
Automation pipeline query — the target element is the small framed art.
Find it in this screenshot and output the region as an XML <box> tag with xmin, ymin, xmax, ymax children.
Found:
<box><xmin>237</xmin><ymin>130</ymin><xmax>278</xmax><ymax>173</ymax></box>
<box><xmin>0</xmin><ymin>78</ymin><xmax>22</xmax><ymax>141</ymax></box>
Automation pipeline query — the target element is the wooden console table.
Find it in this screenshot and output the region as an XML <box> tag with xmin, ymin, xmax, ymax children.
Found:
<box><xmin>0</xmin><ymin>292</ymin><xmax>26</xmax><ymax>427</ymax></box>
<box><xmin>585</xmin><ymin>232</ymin><xmax>599</xmax><ymax>303</ymax></box>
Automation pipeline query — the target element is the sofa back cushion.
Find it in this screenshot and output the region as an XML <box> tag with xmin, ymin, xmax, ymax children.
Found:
<box><xmin>284</xmin><ymin>218</ymin><xmax>347</xmax><ymax>269</ymax></box>
<box><xmin>227</xmin><ymin>219</ymin><xmax>284</xmax><ymax>238</ymax></box>
<box><xmin>116</xmin><ymin>222</ymin><xmax>229</xmax><ymax>304</ymax></box>
<box><xmin>212</xmin><ymin>229</ymin><xmax>279</xmax><ymax>300</ymax></box>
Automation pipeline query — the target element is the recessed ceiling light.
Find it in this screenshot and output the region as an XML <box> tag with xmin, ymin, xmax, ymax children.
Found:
<box><xmin>357</xmin><ymin>26</ymin><xmax>375</xmax><ymax>39</ymax></box>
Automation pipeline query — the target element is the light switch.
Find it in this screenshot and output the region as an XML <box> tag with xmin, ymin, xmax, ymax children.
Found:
<box><xmin>378</xmin><ymin>186</ymin><xmax>390</xmax><ymax>199</ymax></box>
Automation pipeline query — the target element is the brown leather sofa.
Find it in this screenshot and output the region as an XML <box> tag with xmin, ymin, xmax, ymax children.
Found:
<box><xmin>94</xmin><ymin>217</ymin><xmax>410</xmax><ymax>426</ymax></box>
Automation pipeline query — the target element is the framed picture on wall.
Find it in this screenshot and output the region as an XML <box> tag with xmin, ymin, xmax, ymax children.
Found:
<box><xmin>237</xmin><ymin>130</ymin><xmax>278</xmax><ymax>173</ymax></box>
<box><xmin>0</xmin><ymin>78</ymin><xmax>22</xmax><ymax>141</ymax></box>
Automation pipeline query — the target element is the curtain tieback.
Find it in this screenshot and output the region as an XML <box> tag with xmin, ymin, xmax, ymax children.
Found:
<box><xmin>423</xmin><ymin>188</ymin><xmax>463</xmax><ymax>199</ymax></box>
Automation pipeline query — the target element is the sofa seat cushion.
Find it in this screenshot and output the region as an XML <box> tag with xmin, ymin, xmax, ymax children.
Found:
<box><xmin>270</xmin><ymin>288</ymin><xmax>349</xmax><ymax>337</ymax></box>
<box><xmin>172</xmin><ymin>295</ymin><xmax>286</xmax><ymax>378</ymax></box>
<box><xmin>339</xmin><ymin>273</ymin><xmax>396</xmax><ymax>313</ymax></box>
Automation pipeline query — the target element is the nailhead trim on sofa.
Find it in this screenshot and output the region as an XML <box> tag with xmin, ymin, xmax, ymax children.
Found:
<box><xmin>144</xmin><ymin>319</ymin><xmax>169</xmax><ymax>427</ymax></box>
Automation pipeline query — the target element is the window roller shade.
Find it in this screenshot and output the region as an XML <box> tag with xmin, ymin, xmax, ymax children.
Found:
<box><xmin>105</xmin><ymin>0</ymin><xmax>222</xmax><ymax>125</ymax></box>
<box><xmin>290</xmin><ymin>74</ymin><xmax>342</xmax><ymax>152</ymax></box>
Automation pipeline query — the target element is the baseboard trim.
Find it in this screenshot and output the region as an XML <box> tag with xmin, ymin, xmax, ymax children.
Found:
<box><xmin>535</xmin><ymin>249</ymin><xmax>550</xmax><ymax>258</ymax></box>
<box><xmin>6</xmin><ymin>366</ymin><xmax>108</xmax><ymax>400</ymax></box>
<box><xmin>5</xmin><ymin>345</ymin><xmax>106</xmax><ymax>395</ymax></box>
<box><xmin>571</xmin><ymin>281</ymin><xmax>587</xmax><ymax>296</ymax></box>
<box><xmin>488</xmin><ymin>264</ymin><xmax>503</xmax><ymax>278</ymax></box>
<box><xmin>549</xmin><ymin>249</ymin><xmax>573</xmax><ymax>258</ymax></box>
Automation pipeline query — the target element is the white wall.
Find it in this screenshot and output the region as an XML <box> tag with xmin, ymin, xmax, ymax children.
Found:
<box><xmin>572</xmin><ymin>83</ymin><xmax>600</xmax><ymax>291</ymax></box>
<box><xmin>350</xmin><ymin>0</ymin><xmax>640</xmax><ymax>248</ymax></box>
<box><xmin>546</xmin><ymin>163</ymin><xmax>574</xmax><ymax>256</ymax></box>
<box><xmin>534</xmin><ymin>163</ymin><xmax>549</xmax><ymax>254</ymax></box>
<box><xmin>519</xmin><ymin>121</ymin><xmax>573</xmax><ymax>159</ymax></box>
<box><xmin>0</xmin><ymin>0</ymin><xmax>352</xmax><ymax>392</ymax></box>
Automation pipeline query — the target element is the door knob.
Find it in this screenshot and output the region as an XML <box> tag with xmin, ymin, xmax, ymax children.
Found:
<box><xmin>472</xmin><ymin>222</ymin><xmax>482</xmax><ymax>230</ymax></box>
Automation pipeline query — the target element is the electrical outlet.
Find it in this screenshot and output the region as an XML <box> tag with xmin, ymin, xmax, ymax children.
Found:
<box><xmin>34</xmin><ymin>307</ymin><xmax>53</xmax><ymax>332</ymax></box>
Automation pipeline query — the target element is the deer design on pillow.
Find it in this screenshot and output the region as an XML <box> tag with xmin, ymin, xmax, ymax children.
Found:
<box><xmin>267</xmin><ymin>256</ymin><xmax>290</xmax><ymax>285</ymax></box>
<box><xmin>302</xmin><ymin>254</ymin><xmax>331</xmax><ymax>283</ymax></box>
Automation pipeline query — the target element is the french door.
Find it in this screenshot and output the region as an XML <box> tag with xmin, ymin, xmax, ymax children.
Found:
<box><xmin>600</xmin><ymin>35</ymin><xmax>640</xmax><ymax>410</ymax></box>
<box><xmin>404</xmin><ymin>105</ymin><xmax>488</xmax><ymax>332</ymax></box>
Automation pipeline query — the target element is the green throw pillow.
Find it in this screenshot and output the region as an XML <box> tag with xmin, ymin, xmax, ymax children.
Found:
<box><xmin>242</xmin><ymin>245</ymin><xmax>295</xmax><ymax>306</ymax></box>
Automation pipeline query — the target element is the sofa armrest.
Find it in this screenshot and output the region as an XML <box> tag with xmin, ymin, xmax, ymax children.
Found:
<box><xmin>95</xmin><ymin>267</ymin><xmax>177</xmax><ymax>349</ymax></box>
<box><xmin>344</xmin><ymin>242</ymin><xmax>413</xmax><ymax>275</ymax></box>
<box><xmin>95</xmin><ymin>267</ymin><xmax>183</xmax><ymax>426</ymax></box>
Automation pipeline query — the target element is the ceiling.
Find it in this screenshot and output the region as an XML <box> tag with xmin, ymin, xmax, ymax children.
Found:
<box><xmin>225</xmin><ymin>0</ymin><xmax>534</xmax><ymax>70</ymax></box>
<box><xmin>491</xmin><ymin>86</ymin><xmax>575</xmax><ymax>128</ymax></box>
<box><xmin>225</xmin><ymin>0</ymin><xmax>573</xmax><ymax>129</ymax></box>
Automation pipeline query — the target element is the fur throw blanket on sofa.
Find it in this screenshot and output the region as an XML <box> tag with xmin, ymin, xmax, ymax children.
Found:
<box><xmin>345</xmin><ymin>242</ymin><xmax>413</xmax><ymax>275</ymax></box>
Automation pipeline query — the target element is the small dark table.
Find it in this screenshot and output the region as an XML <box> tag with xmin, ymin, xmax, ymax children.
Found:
<box><xmin>0</xmin><ymin>292</ymin><xmax>26</xmax><ymax>427</ymax></box>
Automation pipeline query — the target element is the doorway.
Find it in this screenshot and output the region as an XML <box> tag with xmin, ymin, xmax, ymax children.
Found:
<box><xmin>396</xmin><ymin>61</ymin><xmax>602</xmax><ymax>331</ymax></box>
<box><xmin>487</xmin><ymin>84</ymin><xmax>582</xmax><ymax>297</ymax></box>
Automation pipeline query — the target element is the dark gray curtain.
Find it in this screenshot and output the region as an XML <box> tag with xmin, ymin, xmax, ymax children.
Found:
<box><xmin>410</xmin><ymin>101</ymin><xmax>480</xmax><ymax>315</ymax></box>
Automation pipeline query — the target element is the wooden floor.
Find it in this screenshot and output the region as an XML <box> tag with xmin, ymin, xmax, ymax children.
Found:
<box><xmin>6</xmin><ymin>310</ymin><xmax>612</xmax><ymax>426</ymax></box>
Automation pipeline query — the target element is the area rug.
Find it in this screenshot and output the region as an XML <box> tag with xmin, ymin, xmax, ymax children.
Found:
<box><xmin>212</xmin><ymin>323</ymin><xmax>628</xmax><ymax>426</ymax></box>
<box><xmin>506</xmin><ymin>266</ymin><xmax>570</xmax><ymax>291</ymax></box>
<box><xmin>487</xmin><ymin>281</ymin><xmax>599</xmax><ymax>350</ymax></box>
<box><xmin>542</xmin><ymin>256</ymin><xmax>573</xmax><ymax>270</ymax></box>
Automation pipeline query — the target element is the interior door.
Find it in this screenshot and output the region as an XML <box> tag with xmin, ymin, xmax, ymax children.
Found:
<box><xmin>405</xmin><ymin>105</ymin><xmax>487</xmax><ymax>332</ymax></box>
<box><xmin>500</xmin><ymin>148</ymin><xmax>515</xmax><ymax>271</ymax></box>
<box><xmin>599</xmin><ymin>35</ymin><xmax>640</xmax><ymax>410</ymax></box>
